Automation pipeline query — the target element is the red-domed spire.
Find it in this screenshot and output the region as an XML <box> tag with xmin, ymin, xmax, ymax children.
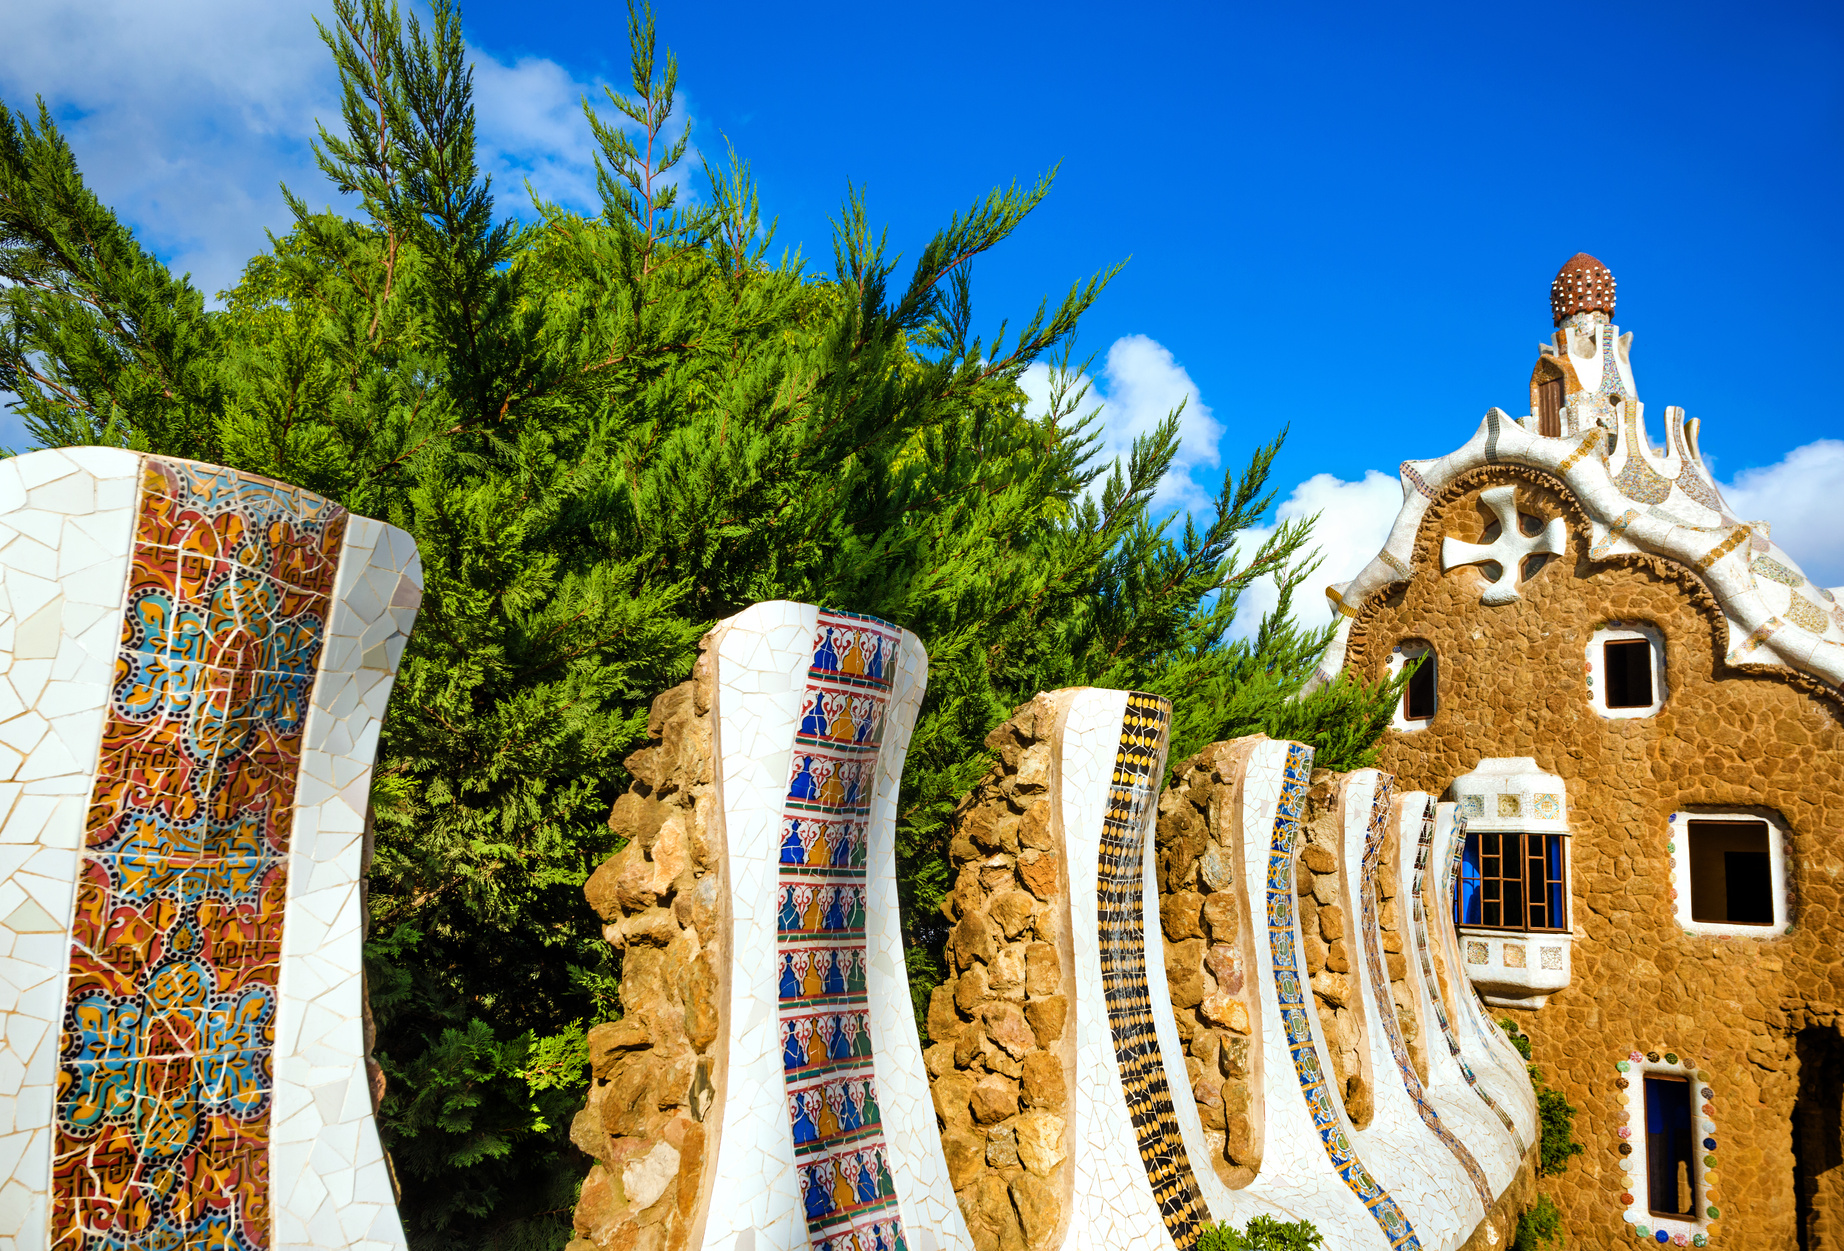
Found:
<box><xmin>1550</xmin><ymin>253</ymin><xmax>1616</xmax><ymax>325</ymax></box>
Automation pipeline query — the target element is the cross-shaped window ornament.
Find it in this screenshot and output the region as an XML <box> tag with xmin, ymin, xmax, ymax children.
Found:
<box><xmin>1441</xmin><ymin>484</ymin><xmax>1567</xmax><ymax>604</ymax></box>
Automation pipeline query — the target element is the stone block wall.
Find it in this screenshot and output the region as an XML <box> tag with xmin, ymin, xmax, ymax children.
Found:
<box><xmin>1149</xmin><ymin>739</ymin><xmax>1266</xmax><ymax>1188</ymax></box>
<box><xmin>925</xmin><ymin>693</ymin><xmax>1072</xmax><ymax>1251</ymax></box>
<box><xmin>573</xmin><ymin>657</ymin><xmax>726</xmax><ymax>1251</ymax></box>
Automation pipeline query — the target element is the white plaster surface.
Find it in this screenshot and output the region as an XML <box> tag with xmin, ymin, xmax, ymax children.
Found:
<box><xmin>1061</xmin><ymin>687</ymin><xmax>1178</xmax><ymax>1251</ymax></box>
<box><xmin>1392</xmin><ymin>794</ymin><xmax>1524</xmax><ymax>1199</ymax></box>
<box><xmin>1230</xmin><ymin>741</ymin><xmax>1395</xmax><ymax>1251</ymax></box>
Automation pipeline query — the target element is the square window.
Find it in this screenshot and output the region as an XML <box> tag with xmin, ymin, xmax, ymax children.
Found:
<box><xmin>1687</xmin><ymin>820</ymin><xmax>1773</xmax><ymax>925</ymax></box>
<box><xmin>1456</xmin><ymin>831</ymin><xmax>1568</xmax><ymax>932</ymax></box>
<box><xmin>1604</xmin><ymin>638</ymin><xmax>1654</xmax><ymax>708</ymax></box>
<box><xmin>1671</xmin><ymin>812</ymin><xmax>1790</xmax><ymax>936</ymax></box>
<box><xmin>1587</xmin><ymin>625</ymin><xmax>1666</xmax><ymax>718</ymax></box>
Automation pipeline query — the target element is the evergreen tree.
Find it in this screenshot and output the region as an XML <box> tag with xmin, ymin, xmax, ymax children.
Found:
<box><xmin>0</xmin><ymin>4</ymin><xmax>1402</xmax><ymax>1245</ymax></box>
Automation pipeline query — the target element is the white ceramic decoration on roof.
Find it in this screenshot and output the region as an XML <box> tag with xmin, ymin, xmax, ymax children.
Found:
<box><xmin>1310</xmin><ymin>253</ymin><xmax>1844</xmax><ymax>692</ymax></box>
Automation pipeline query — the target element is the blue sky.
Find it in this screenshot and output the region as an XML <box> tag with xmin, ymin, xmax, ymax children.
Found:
<box><xmin>5</xmin><ymin>0</ymin><xmax>1842</xmax><ymax>610</ymax></box>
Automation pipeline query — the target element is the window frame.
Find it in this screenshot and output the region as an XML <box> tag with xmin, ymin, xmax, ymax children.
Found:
<box><xmin>1619</xmin><ymin>1053</ymin><xmax>1715</xmax><ymax>1242</ymax></box>
<box><xmin>1586</xmin><ymin>623</ymin><xmax>1666</xmax><ymax>719</ymax></box>
<box><xmin>1455</xmin><ymin>829</ymin><xmax>1570</xmax><ymax>934</ymax></box>
<box><xmin>1387</xmin><ymin>641</ymin><xmax>1437</xmax><ymax>733</ymax></box>
<box><xmin>1668</xmin><ymin>810</ymin><xmax>1792</xmax><ymax>938</ymax></box>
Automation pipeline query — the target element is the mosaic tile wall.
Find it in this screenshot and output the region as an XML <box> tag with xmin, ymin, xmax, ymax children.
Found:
<box><xmin>780</xmin><ymin>612</ymin><xmax>908</xmax><ymax>1251</ymax></box>
<box><xmin>698</xmin><ymin>601</ymin><xmax>961</xmax><ymax>1251</ymax></box>
<box><xmin>0</xmin><ymin>450</ymin><xmax>418</xmax><ymax>1251</ymax></box>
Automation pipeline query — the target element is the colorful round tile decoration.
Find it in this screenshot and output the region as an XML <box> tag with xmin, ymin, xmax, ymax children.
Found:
<box><xmin>1665</xmin><ymin>1053</ymin><xmax>1678</xmax><ymax>1064</ymax></box>
<box><xmin>1656</xmin><ymin>1230</ymin><xmax>1669</xmax><ymax>1244</ymax></box>
<box><xmin>1703</xmin><ymin>1137</ymin><xmax>1715</xmax><ymax>1149</ymax></box>
<box><xmin>1706</xmin><ymin>1206</ymin><xmax>1719</xmax><ymax>1219</ymax></box>
<box><xmin>1618</xmin><ymin>1060</ymin><xmax>1631</xmax><ymax>1071</ymax></box>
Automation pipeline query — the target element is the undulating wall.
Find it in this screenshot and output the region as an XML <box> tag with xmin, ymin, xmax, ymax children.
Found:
<box><xmin>564</xmin><ymin>612</ymin><xmax>1540</xmax><ymax>1251</ymax></box>
<box><xmin>0</xmin><ymin>449</ymin><xmax>420</xmax><ymax>1251</ymax></box>
<box><xmin>1346</xmin><ymin>464</ymin><xmax>1844</xmax><ymax>1249</ymax></box>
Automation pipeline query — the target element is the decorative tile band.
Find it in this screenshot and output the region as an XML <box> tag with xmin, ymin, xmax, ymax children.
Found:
<box><xmin>1696</xmin><ymin>525</ymin><xmax>1752</xmax><ymax>571</ymax></box>
<box><xmin>1358</xmin><ymin>784</ymin><xmax>1492</xmax><ymax>1211</ymax></box>
<box><xmin>1430</xmin><ymin>812</ymin><xmax>1527</xmax><ymax>1153</ymax></box>
<box><xmin>780</xmin><ymin>610</ymin><xmax>908</xmax><ymax>1251</ymax></box>
<box><xmin>1555</xmin><ymin>427</ymin><xmax>1604</xmax><ymax>474</ymax></box>
<box><xmin>53</xmin><ymin>458</ymin><xmax>348</xmax><ymax>1251</ymax></box>
<box><xmin>1096</xmin><ymin>692</ymin><xmax>1210</xmax><ymax>1249</ymax></box>
<box><xmin>1267</xmin><ymin>744</ymin><xmax>1421</xmax><ymax>1250</ymax></box>
<box><xmin>1401</xmin><ymin>462</ymin><xmax>1438</xmax><ymax>501</ymax></box>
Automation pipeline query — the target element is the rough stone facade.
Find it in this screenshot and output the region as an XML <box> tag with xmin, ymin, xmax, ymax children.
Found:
<box><xmin>571</xmin><ymin>655</ymin><xmax>727</xmax><ymax>1251</ymax></box>
<box><xmin>1345</xmin><ymin>464</ymin><xmax>1844</xmax><ymax>1249</ymax></box>
<box><xmin>926</xmin><ymin>693</ymin><xmax>1074</xmax><ymax>1251</ymax></box>
<box><xmin>1148</xmin><ymin>738</ymin><xmax>1268</xmax><ymax>1187</ymax></box>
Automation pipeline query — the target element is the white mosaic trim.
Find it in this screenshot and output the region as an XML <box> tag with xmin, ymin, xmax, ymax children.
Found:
<box><xmin>1309</xmin><ymin>392</ymin><xmax>1844</xmax><ymax>690</ymax></box>
<box><xmin>0</xmin><ymin>448</ymin><xmax>142</xmax><ymax>1249</ymax></box>
<box><xmin>1337</xmin><ymin>773</ymin><xmax>1478</xmax><ymax>1248</ymax></box>
<box><xmin>271</xmin><ymin>515</ymin><xmax>422</xmax><ymax>1251</ymax></box>
<box><xmin>861</xmin><ymin>630</ymin><xmax>965</xmax><ymax>1251</ymax></box>
<box><xmin>1228</xmin><ymin>740</ymin><xmax>1393</xmax><ymax>1251</ymax></box>
<box><xmin>702</xmin><ymin>603</ymin><xmax>960</xmax><ymax>1251</ymax></box>
<box><xmin>707</xmin><ymin>601</ymin><xmax>822</xmax><ymax>1251</ymax></box>
<box><xmin>1391</xmin><ymin>793</ymin><xmax>1524</xmax><ymax>1198</ymax></box>
<box><xmin>1427</xmin><ymin>805</ymin><xmax>1538</xmax><ymax>1148</ymax></box>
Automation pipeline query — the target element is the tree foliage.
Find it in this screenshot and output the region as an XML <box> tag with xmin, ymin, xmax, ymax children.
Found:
<box><xmin>0</xmin><ymin>3</ymin><xmax>1402</xmax><ymax>1245</ymax></box>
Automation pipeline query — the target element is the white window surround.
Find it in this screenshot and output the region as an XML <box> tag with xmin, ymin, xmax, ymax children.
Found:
<box><xmin>1618</xmin><ymin>1052</ymin><xmax>1716</xmax><ymax>1243</ymax></box>
<box><xmin>1387</xmin><ymin>641</ymin><xmax>1435</xmax><ymax>733</ymax></box>
<box><xmin>1586</xmin><ymin>622</ymin><xmax>1667</xmax><ymax>719</ymax></box>
<box><xmin>1668</xmin><ymin>810</ymin><xmax>1792</xmax><ymax>938</ymax></box>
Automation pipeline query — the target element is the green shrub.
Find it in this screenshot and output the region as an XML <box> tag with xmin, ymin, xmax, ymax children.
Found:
<box><xmin>1196</xmin><ymin>1215</ymin><xmax>1324</xmax><ymax>1251</ymax></box>
<box><xmin>1499</xmin><ymin>1021</ymin><xmax>1584</xmax><ymax>1177</ymax></box>
<box><xmin>1512</xmin><ymin>1195</ymin><xmax>1563</xmax><ymax>1250</ymax></box>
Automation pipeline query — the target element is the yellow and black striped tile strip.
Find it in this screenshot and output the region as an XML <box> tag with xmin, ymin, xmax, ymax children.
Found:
<box><xmin>1096</xmin><ymin>692</ymin><xmax>1212</xmax><ymax>1250</ymax></box>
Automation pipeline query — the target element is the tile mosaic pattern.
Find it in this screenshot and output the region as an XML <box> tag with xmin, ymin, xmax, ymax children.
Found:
<box><xmin>1094</xmin><ymin>693</ymin><xmax>1210</xmax><ymax>1248</ymax></box>
<box><xmin>703</xmin><ymin>602</ymin><xmax>958</xmax><ymax>1251</ymax></box>
<box><xmin>0</xmin><ymin>451</ymin><xmax>418</xmax><ymax>1251</ymax></box>
<box><xmin>1265</xmin><ymin>744</ymin><xmax>1421</xmax><ymax>1250</ymax></box>
<box><xmin>779</xmin><ymin>612</ymin><xmax>908</xmax><ymax>1251</ymax></box>
<box><xmin>1353</xmin><ymin>780</ymin><xmax>1492</xmax><ymax>1213</ymax></box>
<box><xmin>51</xmin><ymin>459</ymin><xmax>346</xmax><ymax>1251</ymax></box>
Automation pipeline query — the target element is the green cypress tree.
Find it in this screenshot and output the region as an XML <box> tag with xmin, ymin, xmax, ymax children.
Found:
<box><xmin>0</xmin><ymin>3</ymin><xmax>1403</xmax><ymax>1244</ymax></box>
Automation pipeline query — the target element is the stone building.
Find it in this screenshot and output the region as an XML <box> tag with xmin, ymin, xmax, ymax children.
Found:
<box><xmin>1313</xmin><ymin>255</ymin><xmax>1844</xmax><ymax>1248</ymax></box>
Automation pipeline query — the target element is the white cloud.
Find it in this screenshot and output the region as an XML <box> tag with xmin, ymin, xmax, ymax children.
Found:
<box><xmin>0</xmin><ymin>1</ymin><xmax>670</xmax><ymax>302</ymax></box>
<box><xmin>1020</xmin><ymin>334</ymin><xmax>1224</xmax><ymax>512</ymax></box>
<box><xmin>0</xmin><ymin>0</ymin><xmax>338</xmax><ymax>296</ymax></box>
<box><xmin>1719</xmin><ymin>438</ymin><xmax>1844</xmax><ymax>587</ymax></box>
<box><xmin>1228</xmin><ymin>470</ymin><xmax>1404</xmax><ymax>640</ymax></box>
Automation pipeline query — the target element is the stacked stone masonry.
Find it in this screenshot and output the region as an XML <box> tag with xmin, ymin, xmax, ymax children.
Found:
<box><xmin>575</xmin><ymin>661</ymin><xmax>725</xmax><ymax>1251</ymax></box>
<box><xmin>927</xmin><ymin>693</ymin><xmax>1073</xmax><ymax>1251</ymax></box>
